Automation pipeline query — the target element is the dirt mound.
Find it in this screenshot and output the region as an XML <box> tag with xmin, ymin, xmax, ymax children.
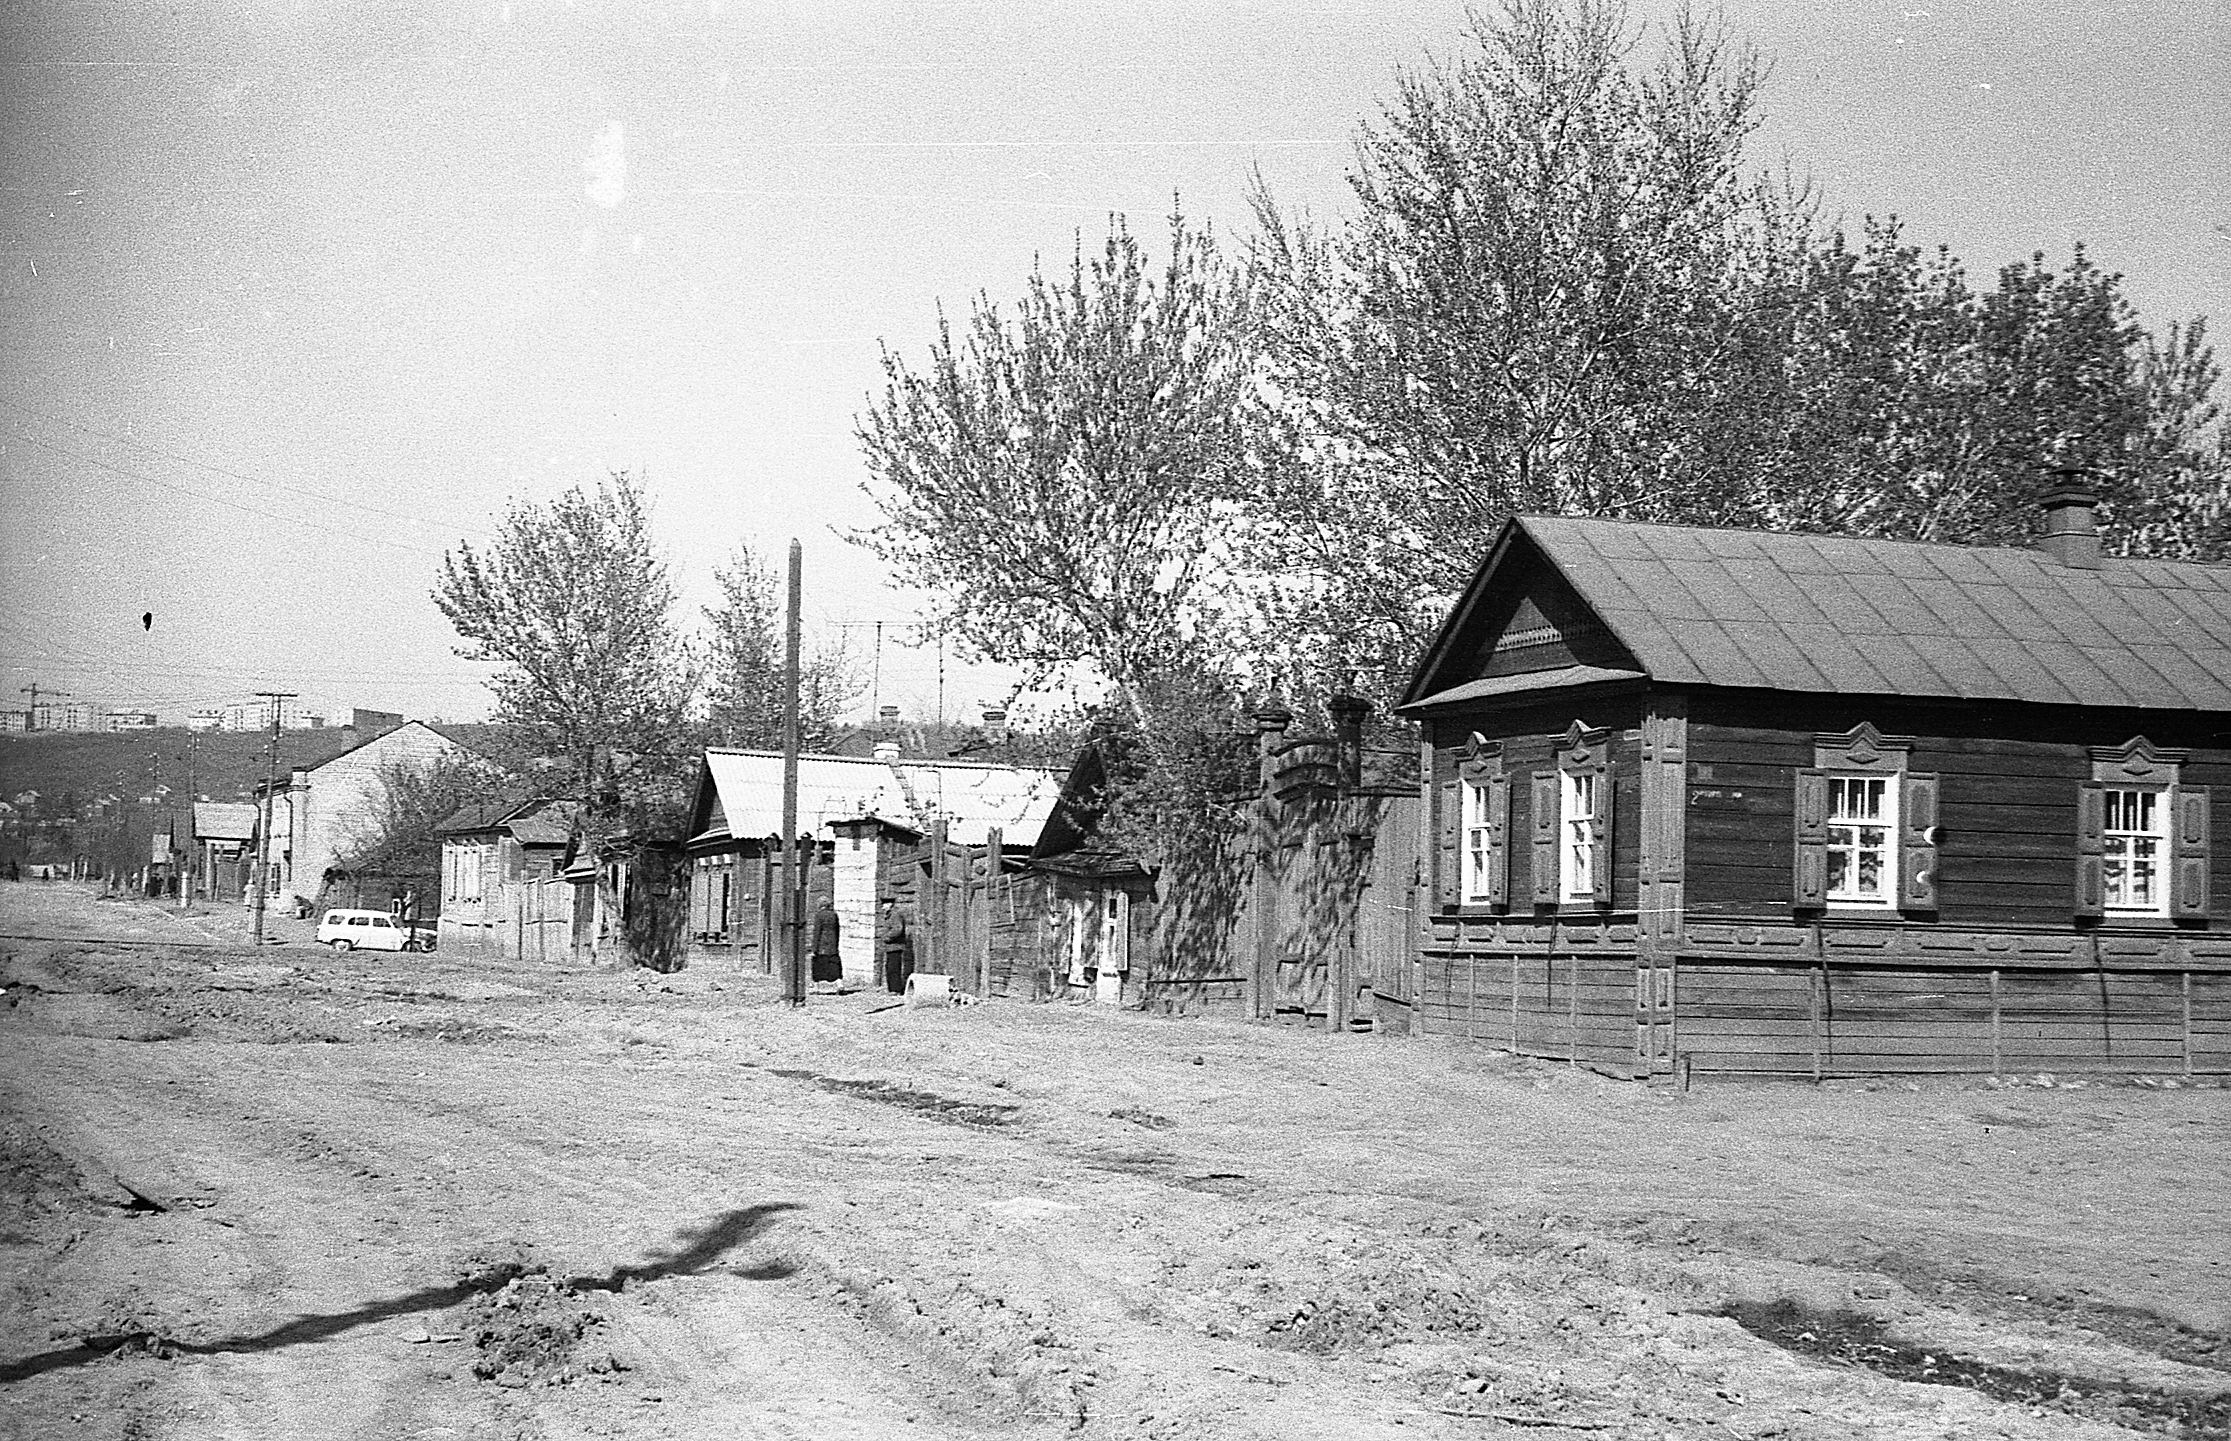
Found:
<box><xmin>462</xmin><ymin>1265</ymin><xmax>612</xmax><ymax>1389</ymax></box>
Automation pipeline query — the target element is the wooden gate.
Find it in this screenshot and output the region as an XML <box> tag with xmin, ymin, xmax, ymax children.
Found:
<box><xmin>1252</xmin><ymin>779</ymin><xmax>1421</xmax><ymax>1032</ymax></box>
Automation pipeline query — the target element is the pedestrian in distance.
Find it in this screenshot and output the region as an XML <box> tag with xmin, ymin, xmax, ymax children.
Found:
<box><xmin>810</xmin><ymin>897</ymin><xmax>842</xmax><ymax>991</ymax></box>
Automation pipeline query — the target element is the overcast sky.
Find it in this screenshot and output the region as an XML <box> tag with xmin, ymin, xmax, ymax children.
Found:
<box><xmin>2</xmin><ymin>0</ymin><xmax>2223</xmax><ymax>728</ymax></box>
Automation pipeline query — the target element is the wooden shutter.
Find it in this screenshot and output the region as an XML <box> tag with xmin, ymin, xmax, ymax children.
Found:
<box><xmin>1530</xmin><ymin>770</ymin><xmax>1560</xmax><ymax>904</ymax></box>
<box><xmin>1793</xmin><ymin>769</ymin><xmax>1829</xmax><ymax>909</ymax></box>
<box><xmin>2173</xmin><ymin>785</ymin><xmax>2212</xmax><ymax>918</ymax></box>
<box><xmin>1434</xmin><ymin>774</ymin><xmax>1460</xmax><ymax>911</ymax></box>
<box><xmin>1588</xmin><ymin>766</ymin><xmax>1614</xmax><ymax>909</ymax></box>
<box><xmin>2074</xmin><ymin>782</ymin><xmax>2105</xmax><ymax>919</ymax></box>
<box><xmin>1484</xmin><ymin>772</ymin><xmax>1511</xmax><ymax>909</ymax></box>
<box><xmin>1900</xmin><ymin>772</ymin><xmax>1940</xmax><ymax>912</ymax></box>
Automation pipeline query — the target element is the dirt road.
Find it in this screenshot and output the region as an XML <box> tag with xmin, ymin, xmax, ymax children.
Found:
<box><xmin>3</xmin><ymin>881</ymin><xmax>2225</xmax><ymax>1440</ymax></box>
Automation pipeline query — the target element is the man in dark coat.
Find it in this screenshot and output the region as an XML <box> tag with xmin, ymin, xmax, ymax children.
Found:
<box><xmin>809</xmin><ymin>898</ymin><xmax>842</xmax><ymax>989</ymax></box>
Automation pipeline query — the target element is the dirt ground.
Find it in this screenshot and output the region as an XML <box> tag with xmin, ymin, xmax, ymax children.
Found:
<box><xmin>2</xmin><ymin>881</ymin><xmax>2225</xmax><ymax>1441</ymax></box>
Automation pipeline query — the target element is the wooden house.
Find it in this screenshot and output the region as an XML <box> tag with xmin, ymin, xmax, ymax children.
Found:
<box><xmin>682</xmin><ymin>746</ymin><xmax>1061</xmax><ymax>987</ymax></box>
<box><xmin>1395</xmin><ymin>493</ymin><xmax>2231</xmax><ymax>1078</ymax></box>
<box><xmin>434</xmin><ymin>798</ymin><xmax>578</xmax><ymax>960</ymax></box>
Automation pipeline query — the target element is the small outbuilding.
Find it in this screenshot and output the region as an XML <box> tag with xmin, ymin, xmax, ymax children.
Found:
<box><xmin>1396</xmin><ymin>492</ymin><xmax>2230</xmax><ymax>1078</ymax></box>
<box><xmin>682</xmin><ymin>746</ymin><xmax>1061</xmax><ymax>987</ymax></box>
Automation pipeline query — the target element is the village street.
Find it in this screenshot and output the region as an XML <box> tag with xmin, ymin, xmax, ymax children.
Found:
<box><xmin>2</xmin><ymin>880</ymin><xmax>2225</xmax><ymax>1441</ymax></box>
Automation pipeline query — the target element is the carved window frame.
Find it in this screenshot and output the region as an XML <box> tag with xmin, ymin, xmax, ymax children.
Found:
<box><xmin>1796</xmin><ymin>724</ymin><xmax>1940</xmax><ymax>915</ymax></box>
<box><xmin>1456</xmin><ymin>732</ymin><xmax>1508</xmax><ymax>909</ymax></box>
<box><xmin>2081</xmin><ymin>736</ymin><xmax>2192</xmax><ymax>920</ymax></box>
<box><xmin>1551</xmin><ymin>721</ymin><xmax>1612</xmax><ymax>909</ymax></box>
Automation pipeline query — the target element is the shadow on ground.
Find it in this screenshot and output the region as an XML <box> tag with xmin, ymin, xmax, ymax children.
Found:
<box><xmin>0</xmin><ymin>1201</ymin><xmax>801</xmax><ymax>1384</ymax></box>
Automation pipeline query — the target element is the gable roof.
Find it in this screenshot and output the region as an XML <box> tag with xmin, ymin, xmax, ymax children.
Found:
<box><xmin>434</xmin><ymin>797</ymin><xmax>578</xmax><ymax>843</ymax></box>
<box><xmin>193</xmin><ymin>801</ymin><xmax>257</xmax><ymax>842</ymax></box>
<box><xmin>691</xmin><ymin>748</ymin><xmax>1061</xmax><ymax>849</ymax></box>
<box><xmin>1403</xmin><ymin>516</ymin><xmax>2231</xmax><ymax>714</ymax></box>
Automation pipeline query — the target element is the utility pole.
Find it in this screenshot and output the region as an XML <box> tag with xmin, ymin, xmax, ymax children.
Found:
<box><xmin>18</xmin><ymin>682</ymin><xmax>69</xmax><ymax>731</ymax></box>
<box><xmin>779</xmin><ymin>540</ymin><xmax>804</xmax><ymax>1007</ymax></box>
<box><xmin>181</xmin><ymin>734</ymin><xmax>198</xmax><ymax>911</ymax></box>
<box><xmin>248</xmin><ymin>691</ymin><xmax>296</xmax><ymax>944</ymax></box>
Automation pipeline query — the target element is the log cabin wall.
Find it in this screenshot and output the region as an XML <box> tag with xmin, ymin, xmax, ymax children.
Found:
<box><xmin>1416</xmin><ymin>692</ymin><xmax>1650</xmax><ymax>1073</ymax></box>
<box><xmin>1673</xmin><ymin>690</ymin><xmax>2230</xmax><ymax>1078</ymax></box>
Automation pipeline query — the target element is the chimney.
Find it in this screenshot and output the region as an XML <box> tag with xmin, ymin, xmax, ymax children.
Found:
<box><xmin>2037</xmin><ymin>482</ymin><xmax>2101</xmax><ymax>570</ymax></box>
<box><xmin>1327</xmin><ymin>693</ymin><xmax>1371</xmax><ymax>788</ymax></box>
<box><xmin>878</xmin><ymin>704</ymin><xmax>901</xmax><ymax>736</ymax></box>
<box><xmin>1252</xmin><ymin>701</ymin><xmax>1293</xmax><ymax>794</ymax></box>
<box><xmin>981</xmin><ymin>707</ymin><xmax>1009</xmax><ymax>745</ymax></box>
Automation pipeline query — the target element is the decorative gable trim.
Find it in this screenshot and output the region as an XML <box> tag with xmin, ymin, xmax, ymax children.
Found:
<box><xmin>1813</xmin><ymin>723</ymin><xmax>1913</xmax><ymax>773</ymax></box>
<box><xmin>1558</xmin><ymin>720</ymin><xmax>1612</xmax><ymax>769</ymax></box>
<box><xmin>1458</xmin><ymin>731</ymin><xmax>1503</xmax><ymax>780</ymax></box>
<box><xmin>2088</xmin><ymin>736</ymin><xmax>2187</xmax><ymax>785</ymax></box>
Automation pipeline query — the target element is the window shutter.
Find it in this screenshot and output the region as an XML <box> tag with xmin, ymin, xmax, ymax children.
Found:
<box><xmin>1434</xmin><ymin>775</ymin><xmax>1459</xmax><ymax>911</ymax></box>
<box><xmin>1531</xmin><ymin>769</ymin><xmax>1559</xmax><ymax>904</ymax></box>
<box><xmin>2074</xmin><ymin>782</ymin><xmax>2105</xmax><ymax>919</ymax></box>
<box><xmin>1900</xmin><ymin>772</ymin><xmax>1940</xmax><ymax>913</ymax></box>
<box><xmin>1588</xmin><ymin>765</ymin><xmax>1614</xmax><ymax>909</ymax></box>
<box><xmin>1485</xmin><ymin>772</ymin><xmax>1511</xmax><ymax>909</ymax></box>
<box><xmin>1793</xmin><ymin>769</ymin><xmax>1829</xmax><ymax>909</ymax></box>
<box><xmin>2173</xmin><ymin>785</ymin><xmax>2212</xmax><ymax>918</ymax></box>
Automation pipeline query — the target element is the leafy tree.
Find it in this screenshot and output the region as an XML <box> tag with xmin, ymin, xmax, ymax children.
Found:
<box><xmin>703</xmin><ymin>545</ymin><xmax>861</xmax><ymax>750</ymax></box>
<box><xmin>856</xmin><ymin>209</ymin><xmax>1259</xmax><ymax>746</ymax></box>
<box><xmin>334</xmin><ymin>751</ymin><xmax>513</xmax><ymax>888</ymax></box>
<box><xmin>1247</xmin><ymin>0</ymin><xmax>1795</xmax><ymax>691</ymax></box>
<box><xmin>1244</xmin><ymin>0</ymin><xmax>2226</xmax><ymax>702</ymax></box>
<box><xmin>433</xmin><ymin>472</ymin><xmax>699</xmax><ymax>805</ymax></box>
<box><xmin>1756</xmin><ymin>224</ymin><xmax>2225</xmax><ymax>557</ymax></box>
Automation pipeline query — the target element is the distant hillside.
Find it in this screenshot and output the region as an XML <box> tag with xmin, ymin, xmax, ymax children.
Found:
<box><xmin>0</xmin><ymin>722</ymin><xmax>516</xmax><ymax>816</ymax></box>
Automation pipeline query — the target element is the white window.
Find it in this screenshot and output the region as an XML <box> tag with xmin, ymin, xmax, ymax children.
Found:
<box><xmin>1561</xmin><ymin>770</ymin><xmax>1597</xmax><ymax>902</ymax></box>
<box><xmin>1826</xmin><ymin>775</ymin><xmax>1898</xmax><ymax>905</ymax></box>
<box><xmin>2102</xmin><ymin>788</ymin><xmax>2168</xmax><ymax>915</ymax></box>
<box><xmin>1462</xmin><ymin>780</ymin><xmax>1495</xmax><ymax>903</ymax></box>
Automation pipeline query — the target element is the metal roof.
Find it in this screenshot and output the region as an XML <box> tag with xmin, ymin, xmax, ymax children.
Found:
<box><xmin>1505</xmin><ymin>516</ymin><xmax>2231</xmax><ymax>712</ymax></box>
<box><xmin>695</xmin><ymin>749</ymin><xmax>1062</xmax><ymax>848</ymax></box>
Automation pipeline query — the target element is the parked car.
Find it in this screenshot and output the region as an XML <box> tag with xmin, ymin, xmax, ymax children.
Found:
<box><xmin>315</xmin><ymin>908</ymin><xmax>432</xmax><ymax>952</ymax></box>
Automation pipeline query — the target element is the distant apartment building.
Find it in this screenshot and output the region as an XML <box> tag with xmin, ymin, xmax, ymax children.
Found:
<box><xmin>104</xmin><ymin>710</ymin><xmax>157</xmax><ymax>732</ymax></box>
<box><xmin>186</xmin><ymin>710</ymin><xmax>223</xmax><ymax>732</ymax></box>
<box><xmin>0</xmin><ymin>712</ymin><xmax>26</xmax><ymax>733</ymax></box>
<box><xmin>29</xmin><ymin>701</ymin><xmax>97</xmax><ymax>732</ymax></box>
<box><xmin>219</xmin><ymin>696</ymin><xmax>322</xmax><ymax>732</ymax></box>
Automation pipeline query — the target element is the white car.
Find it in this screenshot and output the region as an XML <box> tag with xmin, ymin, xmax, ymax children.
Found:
<box><xmin>315</xmin><ymin>908</ymin><xmax>427</xmax><ymax>952</ymax></box>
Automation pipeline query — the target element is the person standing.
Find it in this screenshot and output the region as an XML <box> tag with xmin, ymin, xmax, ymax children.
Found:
<box><xmin>809</xmin><ymin>897</ymin><xmax>842</xmax><ymax>991</ymax></box>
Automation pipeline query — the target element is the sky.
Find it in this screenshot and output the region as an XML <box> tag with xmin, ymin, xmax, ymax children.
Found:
<box><xmin>1</xmin><ymin>0</ymin><xmax>2224</xmax><ymax>729</ymax></box>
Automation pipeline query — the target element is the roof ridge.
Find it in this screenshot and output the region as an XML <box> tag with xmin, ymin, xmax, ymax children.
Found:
<box><xmin>1517</xmin><ymin>512</ymin><xmax>2229</xmax><ymax>574</ymax></box>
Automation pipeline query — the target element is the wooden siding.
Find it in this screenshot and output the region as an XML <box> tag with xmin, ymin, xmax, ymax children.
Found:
<box><xmin>1424</xmin><ymin>694</ymin><xmax>1646</xmax><ymax>923</ymax></box>
<box><xmin>1413</xmin><ymin>947</ymin><xmax>1638</xmax><ymax>1071</ymax></box>
<box><xmin>1684</xmin><ymin>696</ymin><xmax>2230</xmax><ymax>931</ymax></box>
<box><xmin>1679</xmin><ymin>962</ymin><xmax>2231</xmax><ymax>1077</ymax></box>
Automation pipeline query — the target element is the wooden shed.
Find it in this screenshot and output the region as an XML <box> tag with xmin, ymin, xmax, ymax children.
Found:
<box><xmin>1396</xmin><ymin>493</ymin><xmax>2231</xmax><ymax>1079</ymax></box>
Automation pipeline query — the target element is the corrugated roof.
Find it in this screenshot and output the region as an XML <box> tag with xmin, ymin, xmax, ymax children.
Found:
<box><xmin>1514</xmin><ymin>516</ymin><xmax>2231</xmax><ymax>712</ymax></box>
<box><xmin>193</xmin><ymin>801</ymin><xmax>257</xmax><ymax>842</ymax></box>
<box><xmin>697</xmin><ymin>749</ymin><xmax>1062</xmax><ymax>848</ymax></box>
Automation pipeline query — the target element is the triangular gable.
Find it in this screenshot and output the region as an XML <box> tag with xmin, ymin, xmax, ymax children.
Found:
<box><xmin>1398</xmin><ymin>519</ymin><xmax>1643</xmax><ymax>711</ymax></box>
<box><xmin>684</xmin><ymin>759</ymin><xmax>729</xmax><ymax>847</ymax></box>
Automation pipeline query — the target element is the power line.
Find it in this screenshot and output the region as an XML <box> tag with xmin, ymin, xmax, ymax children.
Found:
<box><xmin>0</xmin><ymin>423</ymin><xmax>449</xmax><ymax>559</ymax></box>
<box><xmin>0</xmin><ymin>398</ymin><xmax>499</xmax><ymax>539</ymax></box>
